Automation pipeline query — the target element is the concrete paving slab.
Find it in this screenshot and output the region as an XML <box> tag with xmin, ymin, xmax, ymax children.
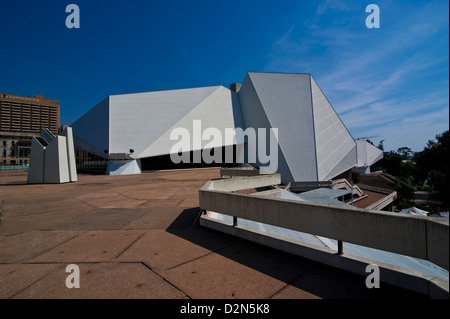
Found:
<box><xmin>159</xmin><ymin>169</ymin><xmax>221</xmax><ymax>181</ymax></box>
<box><xmin>0</xmin><ymin>208</ymin><xmax>92</xmax><ymax>235</ymax></box>
<box><xmin>2</xmin><ymin>197</ymin><xmax>92</xmax><ymax>217</ymax></box>
<box><xmin>30</xmin><ymin>230</ymin><xmax>145</xmax><ymax>263</ymax></box>
<box><xmin>12</xmin><ymin>263</ymin><xmax>186</xmax><ymax>299</ymax></box>
<box><xmin>270</xmin><ymin>263</ymin><xmax>425</xmax><ymax>299</ymax></box>
<box><xmin>270</xmin><ymin>284</ymin><xmax>321</xmax><ymax>299</ymax></box>
<box><xmin>160</xmin><ymin>253</ymin><xmax>286</xmax><ymax>299</ymax></box>
<box><xmin>159</xmin><ymin>241</ymin><xmax>309</xmax><ymax>299</ymax></box>
<box><xmin>0</xmin><ymin>168</ymin><xmax>430</xmax><ymax>300</ymax></box>
<box><xmin>124</xmin><ymin>207</ymin><xmax>197</xmax><ymax>230</ymax></box>
<box><xmin>178</xmin><ymin>198</ymin><xmax>200</xmax><ymax>207</ymax></box>
<box><xmin>0</xmin><ymin>230</ymin><xmax>84</xmax><ymax>263</ymax></box>
<box><xmin>0</xmin><ymin>263</ymin><xmax>61</xmax><ymax>298</ymax></box>
<box><xmin>138</xmin><ymin>198</ymin><xmax>184</xmax><ymax>208</ymax></box>
<box><xmin>46</xmin><ymin>208</ymin><xmax>150</xmax><ymax>230</ymax></box>
<box><xmin>78</xmin><ymin>194</ymin><xmax>147</xmax><ymax>209</ymax></box>
<box><xmin>115</xmin><ymin>228</ymin><xmax>234</xmax><ymax>272</ymax></box>
<box><xmin>122</xmin><ymin>189</ymin><xmax>177</xmax><ymax>200</ymax></box>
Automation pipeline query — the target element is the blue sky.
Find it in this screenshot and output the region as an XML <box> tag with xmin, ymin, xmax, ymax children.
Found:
<box><xmin>0</xmin><ymin>0</ymin><xmax>448</xmax><ymax>152</ymax></box>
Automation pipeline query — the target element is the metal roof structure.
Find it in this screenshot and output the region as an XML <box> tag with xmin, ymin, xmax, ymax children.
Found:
<box><xmin>71</xmin><ymin>72</ymin><xmax>380</xmax><ymax>183</ymax></box>
<box><xmin>238</xmin><ymin>72</ymin><xmax>357</xmax><ymax>183</ymax></box>
<box><xmin>356</xmin><ymin>139</ymin><xmax>384</xmax><ymax>169</ymax></box>
<box><xmin>295</xmin><ymin>188</ymin><xmax>353</xmax><ymax>207</ymax></box>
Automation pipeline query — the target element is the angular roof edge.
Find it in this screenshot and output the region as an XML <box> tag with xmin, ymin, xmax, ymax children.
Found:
<box><xmin>108</xmin><ymin>85</ymin><xmax>228</xmax><ymax>98</ymax></box>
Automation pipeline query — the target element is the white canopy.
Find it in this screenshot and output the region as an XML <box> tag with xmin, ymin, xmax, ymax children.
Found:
<box><xmin>438</xmin><ymin>211</ymin><xmax>449</xmax><ymax>219</ymax></box>
<box><xmin>399</xmin><ymin>206</ymin><xmax>430</xmax><ymax>216</ymax></box>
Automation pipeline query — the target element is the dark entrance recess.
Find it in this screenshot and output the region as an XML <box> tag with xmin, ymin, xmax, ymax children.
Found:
<box><xmin>140</xmin><ymin>145</ymin><xmax>238</xmax><ymax>171</ymax></box>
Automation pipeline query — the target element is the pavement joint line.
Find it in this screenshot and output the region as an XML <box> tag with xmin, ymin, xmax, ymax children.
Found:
<box><xmin>19</xmin><ymin>229</ymin><xmax>89</xmax><ymax>261</ymax></box>
<box><xmin>18</xmin><ymin>261</ymin><xmax>153</xmax><ymax>265</ymax></box>
<box><xmin>267</xmin><ymin>265</ymin><xmax>313</xmax><ymax>299</ymax></box>
<box><xmin>113</xmin><ymin>230</ymin><xmax>147</xmax><ymax>260</ymax></box>
<box><xmin>76</xmin><ymin>197</ymin><xmax>100</xmax><ymax>209</ymax></box>
<box><xmin>75</xmin><ymin>197</ymin><xmax>95</xmax><ymax>207</ymax></box>
<box><xmin>165</xmin><ymin>242</ymin><xmax>235</xmax><ymax>271</ymax></box>
<box><xmin>8</xmin><ymin>263</ymin><xmax>65</xmax><ymax>299</ymax></box>
<box><xmin>140</xmin><ymin>261</ymin><xmax>192</xmax><ymax>299</ymax></box>
<box><xmin>117</xmin><ymin>192</ymin><xmax>143</xmax><ymax>201</ymax></box>
<box><xmin>5</xmin><ymin>262</ymin><xmax>168</xmax><ymax>299</ymax></box>
<box><xmin>135</xmin><ymin>200</ymin><xmax>153</xmax><ymax>209</ymax></box>
<box><xmin>0</xmin><ymin>199</ymin><xmax>3</xmax><ymax>226</ymax></box>
<box><xmin>168</xmin><ymin>193</ymin><xmax>179</xmax><ymax>200</ymax></box>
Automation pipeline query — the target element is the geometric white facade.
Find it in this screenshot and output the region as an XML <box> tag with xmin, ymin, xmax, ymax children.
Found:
<box><xmin>106</xmin><ymin>159</ymin><xmax>142</xmax><ymax>176</ymax></box>
<box><xmin>27</xmin><ymin>127</ymin><xmax>78</xmax><ymax>184</ymax></box>
<box><xmin>72</xmin><ymin>86</ymin><xmax>244</xmax><ymax>175</ymax></box>
<box><xmin>71</xmin><ymin>72</ymin><xmax>382</xmax><ymax>184</ymax></box>
<box><xmin>355</xmin><ymin>139</ymin><xmax>384</xmax><ymax>174</ymax></box>
<box><xmin>238</xmin><ymin>72</ymin><xmax>357</xmax><ymax>183</ymax></box>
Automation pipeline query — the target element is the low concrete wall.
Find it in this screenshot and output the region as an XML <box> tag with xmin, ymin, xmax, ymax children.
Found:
<box><xmin>208</xmin><ymin>174</ymin><xmax>281</xmax><ymax>192</ymax></box>
<box><xmin>199</xmin><ymin>175</ymin><xmax>449</xmax><ymax>297</ymax></box>
<box><xmin>220</xmin><ymin>166</ymin><xmax>260</xmax><ymax>177</ymax></box>
<box><xmin>200</xmin><ymin>190</ymin><xmax>448</xmax><ymax>271</ymax></box>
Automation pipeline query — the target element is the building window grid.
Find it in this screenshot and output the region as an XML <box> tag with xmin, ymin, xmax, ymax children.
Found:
<box><xmin>1</xmin><ymin>96</ymin><xmax>60</xmax><ymax>165</ymax></box>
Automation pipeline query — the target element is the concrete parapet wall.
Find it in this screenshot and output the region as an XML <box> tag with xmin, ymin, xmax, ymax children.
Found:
<box><xmin>199</xmin><ymin>175</ymin><xmax>449</xmax><ymax>297</ymax></box>
<box><xmin>204</xmin><ymin>174</ymin><xmax>281</xmax><ymax>192</ymax></box>
<box><xmin>220</xmin><ymin>166</ymin><xmax>260</xmax><ymax>177</ymax></box>
<box><xmin>427</xmin><ymin>220</ymin><xmax>449</xmax><ymax>273</ymax></box>
<box><xmin>199</xmin><ymin>175</ymin><xmax>449</xmax><ymax>290</ymax></box>
<box><xmin>200</xmin><ymin>190</ymin><xmax>448</xmax><ymax>271</ymax></box>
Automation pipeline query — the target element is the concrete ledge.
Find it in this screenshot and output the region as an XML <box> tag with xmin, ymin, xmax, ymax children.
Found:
<box><xmin>366</xmin><ymin>191</ymin><xmax>397</xmax><ymax>211</ymax></box>
<box><xmin>220</xmin><ymin>165</ymin><xmax>260</xmax><ymax>177</ymax></box>
<box><xmin>202</xmin><ymin>173</ymin><xmax>281</xmax><ymax>192</ymax></box>
<box><xmin>200</xmin><ymin>214</ymin><xmax>449</xmax><ymax>298</ymax></box>
<box><xmin>200</xmin><ymin>190</ymin><xmax>449</xmax><ymax>268</ymax></box>
<box><xmin>198</xmin><ymin>174</ymin><xmax>448</xmax><ymax>297</ymax></box>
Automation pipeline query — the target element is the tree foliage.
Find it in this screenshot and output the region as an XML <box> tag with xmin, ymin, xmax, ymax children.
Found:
<box><xmin>381</xmin><ymin>130</ymin><xmax>449</xmax><ymax>208</ymax></box>
<box><xmin>414</xmin><ymin>130</ymin><xmax>449</xmax><ymax>206</ymax></box>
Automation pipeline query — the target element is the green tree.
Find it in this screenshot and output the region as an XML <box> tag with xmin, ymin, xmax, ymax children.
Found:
<box><xmin>397</xmin><ymin>147</ymin><xmax>414</xmax><ymax>160</ymax></box>
<box><xmin>377</xmin><ymin>140</ymin><xmax>385</xmax><ymax>151</ymax></box>
<box><xmin>414</xmin><ymin>130</ymin><xmax>449</xmax><ymax>207</ymax></box>
<box><xmin>382</xmin><ymin>150</ymin><xmax>403</xmax><ymax>176</ymax></box>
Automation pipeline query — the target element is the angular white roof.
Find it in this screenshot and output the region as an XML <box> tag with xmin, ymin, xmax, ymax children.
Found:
<box><xmin>71</xmin><ymin>72</ymin><xmax>382</xmax><ymax>182</ymax></box>
<box><xmin>356</xmin><ymin>139</ymin><xmax>384</xmax><ymax>167</ymax></box>
<box><xmin>72</xmin><ymin>86</ymin><xmax>244</xmax><ymax>159</ymax></box>
<box><xmin>238</xmin><ymin>72</ymin><xmax>357</xmax><ymax>183</ymax></box>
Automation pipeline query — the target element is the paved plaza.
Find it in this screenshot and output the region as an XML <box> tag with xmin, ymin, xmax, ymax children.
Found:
<box><xmin>0</xmin><ymin>168</ymin><xmax>424</xmax><ymax>299</ymax></box>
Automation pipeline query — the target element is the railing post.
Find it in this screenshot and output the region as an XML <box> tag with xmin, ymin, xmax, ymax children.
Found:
<box><xmin>337</xmin><ymin>240</ymin><xmax>344</xmax><ymax>255</ymax></box>
<box><xmin>233</xmin><ymin>216</ymin><xmax>238</xmax><ymax>227</ymax></box>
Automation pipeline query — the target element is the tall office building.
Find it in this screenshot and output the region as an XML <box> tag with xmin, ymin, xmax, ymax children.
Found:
<box><xmin>0</xmin><ymin>93</ymin><xmax>60</xmax><ymax>165</ymax></box>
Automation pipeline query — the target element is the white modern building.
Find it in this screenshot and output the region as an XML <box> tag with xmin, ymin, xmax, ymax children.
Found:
<box><xmin>355</xmin><ymin>139</ymin><xmax>384</xmax><ymax>174</ymax></box>
<box><xmin>71</xmin><ymin>72</ymin><xmax>383</xmax><ymax>183</ymax></box>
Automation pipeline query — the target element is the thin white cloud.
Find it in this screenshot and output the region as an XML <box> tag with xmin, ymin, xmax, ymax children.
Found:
<box><xmin>316</xmin><ymin>0</ymin><xmax>350</xmax><ymax>16</ymax></box>
<box><xmin>264</xmin><ymin>0</ymin><xmax>449</xmax><ymax>151</ymax></box>
<box><xmin>342</xmin><ymin>91</ymin><xmax>449</xmax><ymax>130</ymax></box>
<box><xmin>350</xmin><ymin>106</ymin><xmax>449</xmax><ymax>152</ymax></box>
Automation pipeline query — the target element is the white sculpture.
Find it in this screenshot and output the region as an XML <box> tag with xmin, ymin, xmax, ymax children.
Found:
<box><xmin>27</xmin><ymin>127</ymin><xmax>78</xmax><ymax>184</ymax></box>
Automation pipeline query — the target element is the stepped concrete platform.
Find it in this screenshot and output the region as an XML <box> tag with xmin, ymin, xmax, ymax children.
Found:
<box><xmin>0</xmin><ymin>168</ymin><xmax>426</xmax><ymax>299</ymax></box>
